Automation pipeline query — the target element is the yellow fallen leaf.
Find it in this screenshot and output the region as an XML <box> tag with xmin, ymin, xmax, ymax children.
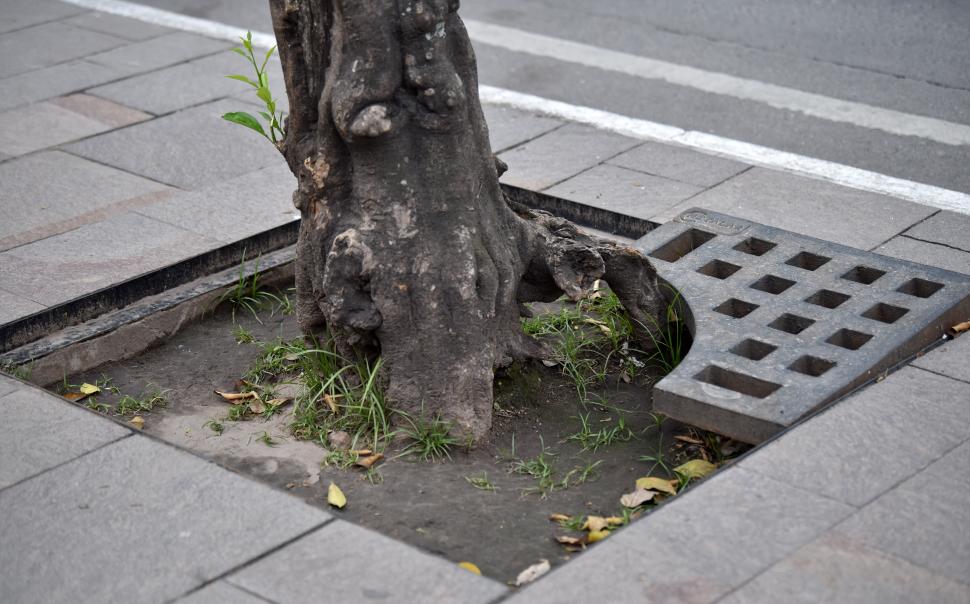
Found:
<box><xmin>587</xmin><ymin>530</ymin><xmax>609</xmax><ymax>543</ymax></box>
<box><xmin>266</xmin><ymin>397</ymin><xmax>290</xmax><ymax>408</ymax></box>
<box><xmin>214</xmin><ymin>390</ymin><xmax>257</xmax><ymax>402</ymax></box>
<box><xmin>458</xmin><ymin>561</ymin><xmax>482</xmax><ymax>575</ymax></box>
<box><xmin>674</xmin><ymin>459</ymin><xmax>717</xmax><ymax>479</ymax></box>
<box><xmin>327</xmin><ymin>482</ymin><xmax>347</xmax><ymax>509</ymax></box>
<box><xmin>620</xmin><ymin>487</ymin><xmax>656</xmax><ymax>508</ymax></box>
<box><xmin>130</xmin><ymin>416</ymin><xmax>145</xmax><ymax>429</ymax></box>
<box><xmin>514</xmin><ymin>559</ymin><xmax>550</xmax><ymax>586</ymax></box>
<box><xmin>323</xmin><ymin>393</ymin><xmax>340</xmax><ymax>413</ymax></box>
<box><xmin>355</xmin><ymin>453</ymin><xmax>384</xmax><ymax>469</ymax></box>
<box><xmin>350</xmin><ymin>449</ymin><xmax>373</xmax><ymax>456</ymax></box>
<box><xmin>548</xmin><ymin>513</ymin><xmax>571</xmax><ymax>523</ymax></box>
<box><xmin>605</xmin><ymin>516</ymin><xmax>625</xmax><ymax>526</ymax></box>
<box><xmin>583</xmin><ymin>516</ymin><xmax>609</xmax><ymax>532</ymax></box>
<box><xmin>79</xmin><ymin>383</ymin><xmax>100</xmax><ymax>395</ymax></box>
<box><xmin>636</xmin><ymin>476</ymin><xmax>678</xmax><ymax>495</ymax></box>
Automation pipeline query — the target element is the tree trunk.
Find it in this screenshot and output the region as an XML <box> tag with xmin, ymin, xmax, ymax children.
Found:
<box><xmin>269</xmin><ymin>0</ymin><xmax>667</xmax><ymax>439</ymax></box>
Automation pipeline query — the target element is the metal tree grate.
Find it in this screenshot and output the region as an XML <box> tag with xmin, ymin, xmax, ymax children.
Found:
<box><xmin>637</xmin><ymin>209</ymin><xmax>970</xmax><ymax>444</ymax></box>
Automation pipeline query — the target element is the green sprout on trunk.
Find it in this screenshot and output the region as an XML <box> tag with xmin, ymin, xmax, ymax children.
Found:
<box><xmin>223</xmin><ymin>31</ymin><xmax>285</xmax><ymax>144</ymax></box>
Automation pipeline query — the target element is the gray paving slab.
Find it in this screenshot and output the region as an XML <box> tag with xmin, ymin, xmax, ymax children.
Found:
<box><xmin>0</xmin><ymin>59</ymin><xmax>125</xmax><ymax>112</ymax></box>
<box><xmin>0</xmin><ymin>0</ymin><xmax>86</xmax><ymax>34</ymax></box>
<box><xmin>63</xmin><ymin>11</ymin><xmax>174</xmax><ymax>41</ymax></box>
<box><xmin>912</xmin><ymin>333</ymin><xmax>970</xmax><ymax>383</ymax></box>
<box><xmin>90</xmin><ymin>51</ymin><xmax>282</xmax><ymax>116</ymax></box>
<box><xmin>0</xmin><ymin>288</ymin><xmax>44</xmax><ymax>325</ymax></box>
<box><xmin>0</xmin><ymin>102</ymin><xmax>116</xmax><ymax>157</ymax></box>
<box><xmin>545</xmin><ymin>163</ymin><xmax>702</xmax><ymax>220</ymax></box>
<box><xmin>739</xmin><ymin>366</ymin><xmax>970</xmax><ymax>507</ymax></box>
<box><xmin>0</xmin><ymin>374</ymin><xmax>21</xmax><ymax>398</ymax></box>
<box><xmin>834</xmin><ymin>439</ymin><xmax>970</xmax><ymax>584</ymax></box>
<box><xmin>903</xmin><ymin>210</ymin><xmax>970</xmax><ymax>253</ymax></box>
<box><xmin>498</xmin><ymin>123</ymin><xmax>639</xmax><ymax>190</ymax></box>
<box><xmin>482</xmin><ymin>103</ymin><xmax>563</xmax><ymax>152</ymax></box>
<box><xmin>85</xmin><ymin>32</ymin><xmax>230</xmax><ymax>77</ymax></box>
<box><xmin>0</xmin><ymin>151</ymin><xmax>174</xmax><ymax>251</ymax></box>
<box><xmin>719</xmin><ymin>533</ymin><xmax>970</xmax><ymax>604</ymax></box>
<box><xmin>0</xmin><ymin>21</ymin><xmax>126</xmax><ymax>79</ymax></box>
<box><xmin>0</xmin><ymin>211</ymin><xmax>221</xmax><ymax>307</ymax></box>
<box><xmin>608</xmin><ymin>141</ymin><xmax>750</xmax><ymax>188</ymax></box>
<box><xmin>228</xmin><ymin>520</ymin><xmax>508</xmax><ymax>604</ymax></box>
<box><xmin>66</xmin><ymin>98</ymin><xmax>283</xmax><ymax>188</ymax></box>
<box><xmin>507</xmin><ymin>467</ymin><xmax>853</xmax><ymax>604</ymax></box>
<box><xmin>652</xmin><ymin>168</ymin><xmax>935</xmax><ymax>249</ymax></box>
<box><xmin>875</xmin><ymin>235</ymin><xmax>970</xmax><ymax>276</ymax></box>
<box><xmin>0</xmin><ymin>387</ymin><xmax>129</xmax><ymax>489</ymax></box>
<box><xmin>0</xmin><ymin>435</ymin><xmax>329</xmax><ymax>604</ymax></box>
<box><xmin>137</xmin><ymin>164</ymin><xmax>296</xmax><ymax>243</ymax></box>
<box><xmin>50</xmin><ymin>93</ymin><xmax>150</xmax><ymax>128</ymax></box>
<box><xmin>177</xmin><ymin>581</ymin><xmax>271</xmax><ymax>604</ymax></box>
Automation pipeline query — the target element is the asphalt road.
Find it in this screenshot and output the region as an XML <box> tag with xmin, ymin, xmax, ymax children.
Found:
<box><xmin>135</xmin><ymin>0</ymin><xmax>970</xmax><ymax>193</ymax></box>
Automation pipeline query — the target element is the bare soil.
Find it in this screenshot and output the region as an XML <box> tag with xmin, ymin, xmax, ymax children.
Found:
<box><xmin>57</xmin><ymin>305</ymin><xmax>735</xmax><ymax>584</ymax></box>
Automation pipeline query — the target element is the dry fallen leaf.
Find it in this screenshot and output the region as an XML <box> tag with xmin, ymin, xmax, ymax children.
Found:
<box><xmin>266</xmin><ymin>397</ymin><xmax>290</xmax><ymax>408</ymax></box>
<box><xmin>214</xmin><ymin>390</ymin><xmax>257</xmax><ymax>402</ymax></box>
<box><xmin>586</xmin><ymin>530</ymin><xmax>609</xmax><ymax>543</ymax></box>
<box><xmin>949</xmin><ymin>320</ymin><xmax>970</xmax><ymax>334</ymax></box>
<box><xmin>458</xmin><ymin>561</ymin><xmax>482</xmax><ymax>575</ymax></box>
<box><xmin>556</xmin><ymin>535</ymin><xmax>586</xmax><ymax>546</ymax></box>
<box><xmin>605</xmin><ymin>516</ymin><xmax>625</xmax><ymax>526</ymax></box>
<box><xmin>674</xmin><ymin>459</ymin><xmax>717</xmax><ymax>479</ymax></box>
<box><xmin>514</xmin><ymin>559</ymin><xmax>551</xmax><ymax>586</ymax></box>
<box><xmin>327</xmin><ymin>482</ymin><xmax>347</xmax><ymax>509</ymax></box>
<box><xmin>355</xmin><ymin>453</ymin><xmax>384</xmax><ymax>469</ymax></box>
<box><xmin>328</xmin><ymin>430</ymin><xmax>352</xmax><ymax>450</ymax></box>
<box><xmin>63</xmin><ymin>392</ymin><xmax>90</xmax><ymax>402</ymax></box>
<box><xmin>130</xmin><ymin>416</ymin><xmax>145</xmax><ymax>429</ymax></box>
<box><xmin>674</xmin><ymin>434</ymin><xmax>704</xmax><ymax>445</ymax></box>
<box><xmin>541</xmin><ymin>360</ymin><xmax>558</xmax><ymax>367</ymax></box>
<box><xmin>248</xmin><ymin>397</ymin><xmax>266</xmax><ymax>414</ymax></box>
<box><xmin>620</xmin><ymin>488</ymin><xmax>656</xmax><ymax>508</ymax></box>
<box><xmin>79</xmin><ymin>383</ymin><xmax>100</xmax><ymax>395</ymax></box>
<box><xmin>583</xmin><ymin>516</ymin><xmax>609</xmax><ymax>532</ymax></box>
<box><xmin>636</xmin><ymin>476</ymin><xmax>678</xmax><ymax>495</ymax></box>
<box><xmin>548</xmin><ymin>513</ymin><xmax>571</xmax><ymax>523</ymax></box>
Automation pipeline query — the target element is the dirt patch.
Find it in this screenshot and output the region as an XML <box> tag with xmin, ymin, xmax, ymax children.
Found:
<box><xmin>57</xmin><ymin>303</ymin><xmax>744</xmax><ymax>583</ymax></box>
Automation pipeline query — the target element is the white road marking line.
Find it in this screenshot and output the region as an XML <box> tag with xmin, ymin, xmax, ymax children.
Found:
<box><xmin>61</xmin><ymin>0</ymin><xmax>970</xmax><ymax>216</ymax></box>
<box><xmin>464</xmin><ymin>19</ymin><xmax>970</xmax><ymax>148</ymax></box>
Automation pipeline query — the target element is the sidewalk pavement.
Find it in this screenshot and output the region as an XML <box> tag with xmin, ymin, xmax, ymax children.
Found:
<box><xmin>0</xmin><ymin>1</ymin><xmax>968</xmax><ymax>602</ymax></box>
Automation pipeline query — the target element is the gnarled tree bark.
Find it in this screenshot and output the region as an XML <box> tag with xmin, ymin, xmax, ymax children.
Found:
<box><xmin>269</xmin><ymin>0</ymin><xmax>667</xmax><ymax>439</ymax></box>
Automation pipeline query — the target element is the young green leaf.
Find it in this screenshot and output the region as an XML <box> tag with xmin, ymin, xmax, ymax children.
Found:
<box><xmin>222</xmin><ymin>111</ymin><xmax>268</xmax><ymax>139</ymax></box>
<box><xmin>256</xmin><ymin>86</ymin><xmax>273</xmax><ymax>105</ymax></box>
<box><xmin>226</xmin><ymin>74</ymin><xmax>258</xmax><ymax>87</ymax></box>
<box><xmin>260</xmin><ymin>45</ymin><xmax>277</xmax><ymax>71</ymax></box>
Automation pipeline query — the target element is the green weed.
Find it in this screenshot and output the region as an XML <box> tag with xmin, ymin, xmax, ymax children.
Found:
<box><xmin>396</xmin><ymin>410</ymin><xmax>461</xmax><ymax>462</ymax></box>
<box><xmin>116</xmin><ymin>386</ymin><xmax>167</xmax><ymax>416</ymax></box>
<box><xmin>464</xmin><ymin>471</ymin><xmax>498</xmax><ymax>492</ymax></box>
<box><xmin>0</xmin><ymin>362</ymin><xmax>31</xmax><ymax>380</ymax></box>
<box><xmin>205</xmin><ymin>419</ymin><xmax>225</xmax><ymax>434</ymax></box>
<box><xmin>566</xmin><ymin>413</ymin><xmax>635</xmax><ymax>452</ymax></box>
<box><xmin>222</xmin><ymin>32</ymin><xmax>285</xmax><ymax>144</ymax></box>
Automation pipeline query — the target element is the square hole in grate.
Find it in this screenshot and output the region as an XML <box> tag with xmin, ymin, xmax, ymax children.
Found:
<box><xmin>649</xmin><ymin>228</ymin><xmax>717</xmax><ymax>263</ymax></box>
<box><xmin>750</xmin><ymin>274</ymin><xmax>796</xmax><ymax>295</ymax></box>
<box><xmin>714</xmin><ymin>298</ymin><xmax>760</xmax><ymax>318</ymax></box>
<box><xmin>768</xmin><ymin>313</ymin><xmax>815</xmax><ymax>334</ymax></box>
<box><xmin>694</xmin><ymin>365</ymin><xmax>781</xmax><ymax>399</ymax></box>
<box><xmin>788</xmin><ymin>355</ymin><xmax>837</xmax><ymax>377</ymax></box>
<box><xmin>826</xmin><ymin>328</ymin><xmax>873</xmax><ymax>350</ymax></box>
<box><xmin>697</xmin><ymin>259</ymin><xmax>742</xmax><ymax>280</ymax></box>
<box><xmin>805</xmin><ymin>289</ymin><xmax>851</xmax><ymax>309</ymax></box>
<box><xmin>861</xmin><ymin>302</ymin><xmax>909</xmax><ymax>324</ymax></box>
<box><xmin>841</xmin><ymin>265</ymin><xmax>885</xmax><ymax>285</ymax></box>
<box><xmin>785</xmin><ymin>251</ymin><xmax>831</xmax><ymax>271</ymax></box>
<box><xmin>733</xmin><ymin>237</ymin><xmax>776</xmax><ymax>256</ymax></box>
<box><xmin>897</xmin><ymin>277</ymin><xmax>944</xmax><ymax>299</ymax></box>
<box><xmin>729</xmin><ymin>339</ymin><xmax>777</xmax><ymax>361</ymax></box>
